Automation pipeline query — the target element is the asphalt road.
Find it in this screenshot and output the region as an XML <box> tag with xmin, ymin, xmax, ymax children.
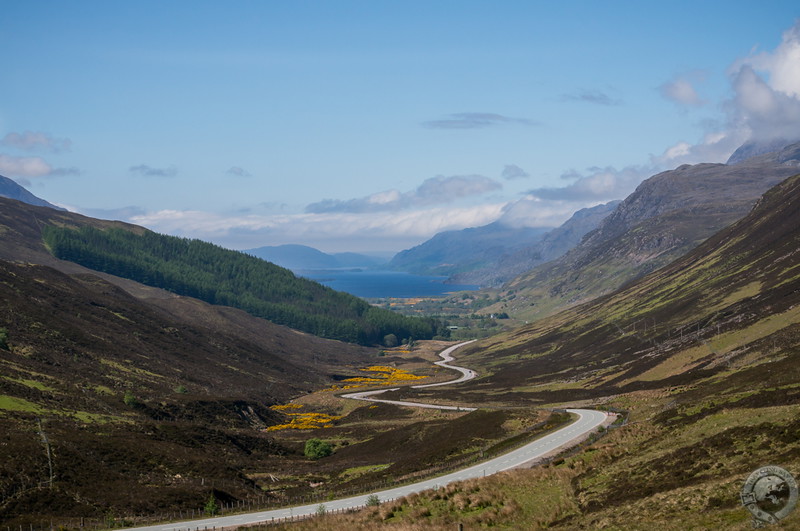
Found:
<box><xmin>125</xmin><ymin>342</ymin><xmax>608</xmax><ymax>530</ymax></box>
<box><xmin>340</xmin><ymin>339</ymin><xmax>479</xmax><ymax>410</ymax></box>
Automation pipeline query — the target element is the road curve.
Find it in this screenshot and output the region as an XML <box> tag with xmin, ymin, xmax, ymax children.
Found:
<box><xmin>125</xmin><ymin>409</ymin><xmax>607</xmax><ymax>531</ymax></box>
<box><xmin>124</xmin><ymin>342</ymin><xmax>608</xmax><ymax>530</ymax></box>
<box><xmin>340</xmin><ymin>340</ymin><xmax>478</xmax><ymax>410</ymax></box>
<box><xmin>413</xmin><ymin>339</ymin><xmax>477</xmax><ymax>388</ymax></box>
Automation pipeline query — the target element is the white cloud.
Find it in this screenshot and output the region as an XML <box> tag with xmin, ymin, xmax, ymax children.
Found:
<box><xmin>0</xmin><ymin>154</ymin><xmax>54</xmax><ymax>178</ymax></box>
<box><xmin>497</xmin><ymin>196</ymin><xmax>597</xmax><ymax>229</ymax></box>
<box><xmin>738</xmin><ymin>23</ymin><xmax>800</xmax><ymax>98</ymax></box>
<box><xmin>1</xmin><ymin>131</ymin><xmax>72</xmax><ymax>153</ymax></box>
<box><xmin>305</xmin><ymin>174</ymin><xmax>502</xmax><ymax>213</ymax></box>
<box><xmin>726</xmin><ymin>21</ymin><xmax>800</xmax><ymax>143</ymax></box>
<box><xmin>124</xmin><ymin>202</ymin><xmax>508</xmax><ymax>253</ymax></box>
<box><xmin>659</xmin><ymin>75</ymin><xmax>707</xmax><ymax>107</ymax></box>
<box><xmin>527</xmin><ymin>165</ymin><xmax>649</xmax><ymax>202</ymax></box>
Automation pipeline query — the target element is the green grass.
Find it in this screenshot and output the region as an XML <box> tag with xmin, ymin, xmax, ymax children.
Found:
<box><xmin>340</xmin><ymin>464</ymin><xmax>391</xmax><ymax>480</ymax></box>
<box><xmin>0</xmin><ymin>394</ymin><xmax>46</xmax><ymax>414</ymax></box>
<box><xmin>1</xmin><ymin>376</ymin><xmax>56</xmax><ymax>392</ymax></box>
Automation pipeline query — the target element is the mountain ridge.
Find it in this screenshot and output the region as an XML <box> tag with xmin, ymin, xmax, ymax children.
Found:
<box><xmin>493</xmin><ymin>142</ymin><xmax>800</xmax><ymax>322</ymax></box>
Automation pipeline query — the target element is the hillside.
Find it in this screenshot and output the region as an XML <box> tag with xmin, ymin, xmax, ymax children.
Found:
<box><xmin>388</xmin><ymin>222</ymin><xmax>552</xmax><ymax>278</ymax></box>
<box><xmin>286</xmin><ymin>173</ymin><xmax>800</xmax><ymax>529</ymax></box>
<box><xmin>492</xmin><ymin>142</ymin><xmax>800</xmax><ymax>322</ymax></box>
<box><xmin>0</xmin><ymin>197</ymin><xmax>445</xmax><ymax>346</ymax></box>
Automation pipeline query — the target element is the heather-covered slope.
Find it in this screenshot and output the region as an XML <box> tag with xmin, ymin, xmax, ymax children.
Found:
<box><xmin>0</xmin><ymin>258</ymin><xmax>380</xmax><ymax>521</ymax></box>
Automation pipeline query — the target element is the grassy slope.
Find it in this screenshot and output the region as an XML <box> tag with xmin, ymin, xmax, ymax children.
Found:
<box><xmin>273</xmin><ymin>174</ymin><xmax>800</xmax><ymax>529</ymax></box>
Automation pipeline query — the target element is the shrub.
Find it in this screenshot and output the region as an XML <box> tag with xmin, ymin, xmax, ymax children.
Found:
<box><xmin>304</xmin><ymin>438</ymin><xmax>333</xmax><ymax>460</ymax></box>
<box><xmin>204</xmin><ymin>494</ymin><xmax>219</xmax><ymax>515</ymax></box>
<box><xmin>383</xmin><ymin>333</ymin><xmax>398</xmax><ymax>347</ymax></box>
<box><xmin>123</xmin><ymin>391</ymin><xmax>139</xmax><ymax>407</ymax></box>
<box><xmin>366</xmin><ymin>494</ymin><xmax>381</xmax><ymax>506</ymax></box>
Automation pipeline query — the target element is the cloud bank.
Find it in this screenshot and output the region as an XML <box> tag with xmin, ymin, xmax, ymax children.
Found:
<box><xmin>305</xmin><ymin>174</ymin><xmax>502</xmax><ymax>214</ymax></box>
<box><xmin>122</xmin><ymin>201</ymin><xmax>509</xmax><ymax>253</ymax></box>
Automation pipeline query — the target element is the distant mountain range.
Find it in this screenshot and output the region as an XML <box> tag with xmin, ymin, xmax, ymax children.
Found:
<box><xmin>245</xmin><ymin>244</ymin><xmax>387</xmax><ymax>270</ymax></box>
<box><xmin>383</xmin><ymin>202</ymin><xmax>617</xmax><ymax>288</ymax></box>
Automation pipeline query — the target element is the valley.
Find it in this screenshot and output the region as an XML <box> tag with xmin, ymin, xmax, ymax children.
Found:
<box><xmin>2</xmin><ymin>146</ymin><xmax>800</xmax><ymax>529</ymax></box>
<box><xmin>5</xmin><ymin>7</ymin><xmax>800</xmax><ymax>530</ymax></box>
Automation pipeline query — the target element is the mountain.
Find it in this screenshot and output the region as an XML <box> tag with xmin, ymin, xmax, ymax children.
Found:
<box><xmin>388</xmin><ymin>222</ymin><xmax>553</xmax><ymax>278</ymax></box>
<box><xmin>493</xmin><ymin>142</ymin><xmax>800</xmax><ymax>322</ymax></box>
<box><xmin>245</xmin><ymin>244</ymin><xmax>386</xmax><ymax>270</ymax></box>
<box><xmin>448</xmin><ymin>201</ymin><xmax>620</xmax><ymax>287</ymax></box>
<box><xmin>0</xmin><ymin>174</ymin><xmax>66</xmax><ymax>210</ymax></box>
<box><xmin>327</xmin><ymin>172</ymin><xmax>800</xmax><ymax>529</ymax></box>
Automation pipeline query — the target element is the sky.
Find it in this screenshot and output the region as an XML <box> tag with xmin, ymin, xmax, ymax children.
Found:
<box><xmin>2</xmin><ymin>2</ymin><xmax>800</xmax><ymax>255</ymax></box>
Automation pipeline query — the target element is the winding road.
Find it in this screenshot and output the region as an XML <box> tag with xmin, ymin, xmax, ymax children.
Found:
<box><xmin>340</xmin><ymin>340</ymin><xmax>479</xmax><ymax>410</ymax></box>
<box><xmin>126</xmin><ymin>341</ymin><xmax>608</xmax><ymax>530</ymax></box>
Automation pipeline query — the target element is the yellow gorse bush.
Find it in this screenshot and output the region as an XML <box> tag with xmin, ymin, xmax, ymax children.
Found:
<box><xmin>266</xmin><ymin>404</ymin><xmax>342</xmax><ymax>432</ymax></box>
<box><xmin>322</xmin><ymin>365</ymin><xmax>428</xmax><ymax>392</ymax></box>
<box><xmin>341</xmin><ymin>366</ymin><xmax>427</xmax><ymax>385</ymax></box>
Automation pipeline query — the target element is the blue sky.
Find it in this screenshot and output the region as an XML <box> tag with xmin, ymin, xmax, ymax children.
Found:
<box><xmin>2</xmin><ymin>2</ymin><xmax>800</xmax><ymax>253</ymax></box>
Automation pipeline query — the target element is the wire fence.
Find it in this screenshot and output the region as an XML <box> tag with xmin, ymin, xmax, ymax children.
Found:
<box><xmin>5</xmin><ymin>411</ymin><xmax>626</xmax><ymax>530</ymax></box>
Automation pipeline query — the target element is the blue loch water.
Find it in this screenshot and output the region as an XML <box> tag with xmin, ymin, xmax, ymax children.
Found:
<box><xmin>298</xmin><ymin>269</ymin><xmax>478</xmax><ymax>299</ymax></box>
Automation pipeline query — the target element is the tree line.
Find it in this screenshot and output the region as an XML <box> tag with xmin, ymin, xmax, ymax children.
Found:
<box><xmin>41</xmin><ymin>225</ymin><xmax>448</xmax><ymax>345</ymax></box>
